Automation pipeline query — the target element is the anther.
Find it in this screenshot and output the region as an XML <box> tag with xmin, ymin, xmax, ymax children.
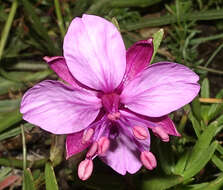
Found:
<box><xmin>78</xmin><ymin>159</ymin><xmax>93</xmax><ymax>181</ymax></box>
<box><xmin>98</xmin><ymin>137</ymin><xmax>110</xmax><ymax>155</ymax></box>
<box><xmin>140</xmin><ymin>151</ymin><xmax>157</xmax><ymax>170</ymax></box>
<box><xmin>132</xmin><ymin>126</ymin><xmax>148</xmax><ymax>140</ymax></box>
<box><xmin>82</xmin><ymin>128</ymin><xmax>94</xmax><ymax>144</ymax></box>
<box><xmin>107</xmin><ymin>112</ymin><xmax>120</xmax><ymax>121</ymax></box>
<box><xmin>152</xmin><ymin>127</ymin><xmax>169</xmax><ymax>142</ymax></box>
<box><xmin>86</xmin><ymin>142</ymin><xmax>98</xmax><ymax>158</ymax></box>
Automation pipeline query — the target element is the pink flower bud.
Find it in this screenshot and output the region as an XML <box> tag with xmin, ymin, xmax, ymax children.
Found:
<box><xmin>140</xmin><ymin>151</ymin><xmax>157</xmax><ymax>170</ymax></box>
<box><xmin>82</xmin><ymin>128</ymin><xmax>94</xmax><ymax>144</ymax></box>
<box><xmin>98</xmin><ymin>137</ymin><xmax>110</xmax><ymax>155</ymax></box>
<box><xmin>86</xmin><ymin>142</ymin><xmax>98</xmax><ymax>158</ymax></box>
<box><xmin>152</xmin><ymin>127</ymin><xmax>169</xmax><ymax>142</ymax></box>
<box><xmin>132</xmin><ymin>126</ymin><xmax>148</xmax><ymax>140</ymax></box>
<box><xmin>78</xmin><ymin>159</ymin><xmax>93</xmax><ymax>181</ymax></box>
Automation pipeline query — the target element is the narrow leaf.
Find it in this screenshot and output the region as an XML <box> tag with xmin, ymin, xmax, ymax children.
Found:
<box><xmin>183</xmin><ymin>141</ymin><xmax>218</xmax><ymax>180</ymax></box>
<box><xmin>201</xmin><ymin>78</ymin><xmax>210</xmax><ymax>98</ymax></box>
<box><xmin>45</xmin><ymin>162</ymin><xmax>59</xmax><ymax>190</ymax></box>
<box><xmin>151</xmin><ymin>28</ymin><xmax>164</xmax><ymax>63</ymax></box>
<box><xmin>142</xmin><ymin>175</ymin><xmax>184</xmax><ymax>190</ymax></box>
<box><xmin>23</xmin><ymin>169</ymin><xmax>36</xmax><ymax>190</ymax></box>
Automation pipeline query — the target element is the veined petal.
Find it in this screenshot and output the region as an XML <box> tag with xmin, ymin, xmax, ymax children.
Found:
<box><xmin>101</xmin><ymin>119</ymin><xmax>150</xmax><ymax>175</ymax></box>
<box><xmin>151</xmin><ymin>116</ymin><xmax>180</xmax><ymax>136</ymax></box>
<box><xmin>66</xmin><ymin>131</ymin><xmax>91</xmax><ymax>159</ymax></box>
<box><xmin>125</xmin><ymin>39</ymin><xmax>153</xmax><ymax>82</ymax></box>
<box><xmin>20</xmin><ymin>80</ymin><xmax>102</xmax><ymax>134</ymax></box>
<box><xmin>63</xmin><ymin>14</ymin><xmax>126</xmax><ymax>92</ymax></box>
<box><xmin>120</xmin><ymin>62</ymin><xmax>200</xmax><ymax>117</ymax></box>
<box><xmin>43</xmin><ymin>56</ymin><xmax>77</xmax><ymax>87</ymax></box>
<box><xmin>101</xmin><ymin>128</ymin><xmax>142</xmax><ymax>175</ymax></box>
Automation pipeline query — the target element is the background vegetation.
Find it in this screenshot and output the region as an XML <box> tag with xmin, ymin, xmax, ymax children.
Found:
<box><xmin>0</xmin><ymin>0</ymin><xmax>223</xmax><ymax>189</ymax></box>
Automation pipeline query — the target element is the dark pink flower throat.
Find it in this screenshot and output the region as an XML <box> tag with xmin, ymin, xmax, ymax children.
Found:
<box><xmin>101</xmin><ymin>93</ymin><xmax>121</xmax><ymax>121</ymax></box>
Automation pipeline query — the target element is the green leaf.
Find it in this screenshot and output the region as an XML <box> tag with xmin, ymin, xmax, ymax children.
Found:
<box><xmin>151</xmin><ymin>28</ymin><xmax>164</xmax><ymax>63</ymax></box>
<box><xmin>201</xmin><ymin>78</ymin><xmax>210</xmax><ymax>98</ymax></box>
<box><xmin>174</xmin><ymin>150</ymin><xmax>190</xmax><ymax>175</ymax></box>
<box><xmin>191</xmin><ymin>97</ymin><xmax>202</xmax><ymax>121</ymax></box>
<box><xmin>156</xmin><ymin>142</ymin><xmax>175</xmax><ymax>175</ymax></box>
<box><xmin>207</xmin><ymin>89</ymin><xmax>223</xmax><ymax>122</ymax></box>
<box><xmin>0</xmin><ymin>0</ymin><xmax>18</xmax><ymax>60</ymax></box>
<box><xmin>183</xmin><ymin>141</ymin><xmax>218</xmax><ymax>180</ymax></box>
<box><xmin>45</xmin><ymin>162</ymin><xmax>59</xmax><ymax>190</ymax></box>
<box><xmin>141</xmin><ymin>175</ymin><xmax>184</xmax><ymax>190</ymax></box>
<box><xmin>23</xmin><ymin>169</ymin><xmax>36</xmax><ymax>190</ymax></box>
<box><xmin>186</xmin><ymin>121</ymin><xmax>218</xmax><ymax>167</ymax></box>
<box><xmin>0</xmin><ymin>108</ymin><xmax>22</xmax><ymax>133</ymax></box>
<box><xmin>0</xmin><ymin>167</ymin><xmax>12</xmax><ymax>182</ymax></box>
<box><xmin>188</xmin><ymin>110</ymin><xmax>201</xmax><ymax>137</ymax></box>
<box><xmin>185</xmin><ymin>173</ymin><xmax>223</xmax><ymax>190</ymax></box>
<box><xmin>212</xmin><ymin>154</ymin><xmax>223</xmax><ymax>172</ymax></box>
<box><xmin>0</xmin><ymin>99</ymin><xmax>20</xmax><ymax>113</ymax></box>
<box><xmin>201</xmin><ymin>172</ymin><xmax>223</xmax><ymax>190</ymax></box>
<box><xmin>22</xmin><ymin>0</ymin><xmax>59</xmax><ymax>55</ymax></box>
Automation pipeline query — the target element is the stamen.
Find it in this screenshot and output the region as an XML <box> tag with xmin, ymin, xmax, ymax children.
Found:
<box><xmin>132</xmin><ymin>126</ymin><xmax>148</xmax><ymax>140</ymax></box>
<box><xmin>152</xmin><ymin>127</ymin><xmax>169</xmax><ymax>142</ymax></box>
<box><xmin>107</xmin><ymin>112</ymin><xmax>120</xmax><ymax>121</ymax></box>
<box><xmin>140</xmin><ymin>151</ymin><xmax>157</xmax><ymax>170</ymax></box>
<box><xmin>86</xmin><ymin>142</ymin><xmax>98</xmax><ymax>158</ymax></box>
<box><xmin>82</xmin><ymin>128</ymin><xmax>94</xmax><ymax>144</ymax></box>
<box><xmin>98</xmin><ymin>137</ymin><xmax>110</xmax><ymax>155</ymax></box>
<box><xmin>78</xmin><ymin>159</ymin><xmax>93</xmax><ymax>181</ymax></box>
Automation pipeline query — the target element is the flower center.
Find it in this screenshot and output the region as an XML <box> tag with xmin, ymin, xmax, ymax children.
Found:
<box><xmin>101</xmin><ymin>93</ymin><xmax>120</xmax><ymax>121</ymax></box>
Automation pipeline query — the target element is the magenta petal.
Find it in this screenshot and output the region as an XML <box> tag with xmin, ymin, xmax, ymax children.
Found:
<box><xmin>125</xmin><ymin>39</ymin><xmax>153</xmax><ymax>82</ymax></box>
<box><xmin>20</xmin><ymin>80</ymin><xmax>101</xmax><ymax>134</ymax></box>
<box><xmin>120</xmin><ymin>62</ymin><xmax>200</xmax><ymax>117</ymax></box>
<box><xmin>63</xmin><ymin>14</ymin><xmax>126</xmax><ymax>92</ymax></box>
<box><xmin>44</xmin><ymin>56</ymin><xmax>77</xmax><ymax>87</ymax></box>
<box><xmin>66</xmin><ymin>131</ymin><xmax>91</xmax><ymax>159</ymax></box>
<box><xmin>153</xmin><ymin>116</ymin><xmax>180</xmax><ymax>136</ymax></box>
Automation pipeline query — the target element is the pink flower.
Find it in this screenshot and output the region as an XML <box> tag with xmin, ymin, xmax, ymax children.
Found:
<box><xmin>20</xmin><ymin>14</ymin><xmax>200</xmax><ymax>180</ymax></box>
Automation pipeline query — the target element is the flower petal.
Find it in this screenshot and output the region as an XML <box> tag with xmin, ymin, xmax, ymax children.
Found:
<box><xmin>101</xmin><ymin>120</ymin><xmax>150</xmax><ymax>175</ymax></box>
<box><xmin>151</xmin><ymin>116</ymin><xmax>180</xmax><ymax>136</ymax></box>
<box><xmin>20</xmin><ymin>80</ymin><xmax>101</xmax><ymax>134</ymax></box>
<box><xmin>101</xmin><ymin>130</ymin><xmax>141</xmax><ymax>175</ymax></box>
<box><xmin>125</xmin><ymin>39</ymin><xmax>153</xmax><ymax>82</ymax></box>
<box><xmin>66</xmin><ymin>131</ymin><xmax>91</xmax><ymax>159</ymax></box>
<box><xmin>44</xmin><ymin>56</ymin><xmax>77</xmax><ymax>87</ymax></box>
<box><xmin>120</xmin><ymin>62</ymin><xmax>200</xmax><ymax>117</ymax></box>
<box><xmin>63</xmin><ymin>14</ymin><xmax>126</xmax><ymax>92</ymax></box>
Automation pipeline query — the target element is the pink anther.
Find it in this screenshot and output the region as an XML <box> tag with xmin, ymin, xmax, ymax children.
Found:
<box><xmin>86</xmin><ymin>142</ymin><xmax>98</xmax><ymax>158</ymax></box>
<box><xmin>82</xmin><ymin>128</ymin><xmax>94</xmax><ymax>144</ymax></box>
<box><xmin>107</xmin><ymin>112</ymin><xmax>120</xmax><ymax>121</ymax></box>
<box><xmin>98</xmin><ymin>137</ymin><xmax>110</xmax><ymax>155</ymax></box>
<box><xmin>140</xmin><ymin>151</ymin><xmax>157</xmax><ymax>170</ymax></box>
<box><xmin>132</xmin><ymin>126</ymin><xmax>148</xmax><ymax>140</ymax></box>
<box><xmin>152</xmin><ymin>127</ymin><xmax>169</xmax><ymax>142</ymax></box>
<box><xmin>78</xmin><ymin>159</ymin><xmax>93</xmax><ymax>181</ymax></box>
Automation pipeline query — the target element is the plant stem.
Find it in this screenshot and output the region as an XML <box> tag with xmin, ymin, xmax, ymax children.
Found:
<box><xmin>191</xmin><ymin>33</ymin><xmax>223</xmax><ymax>45</ymax></box>
<box><xmin>0</xmin><ymin>0</ymin><xmax>18</xmax><ymax>61</ymax></box>
<box><xmin>21</xmin><ymin>125</ymin><xmax>27</xmax><ymax>170</ymax></box>
<box><xmin>199</xmin><ymin>98</ymin><xmax>223</xmax><ymax>104</ymax></box>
